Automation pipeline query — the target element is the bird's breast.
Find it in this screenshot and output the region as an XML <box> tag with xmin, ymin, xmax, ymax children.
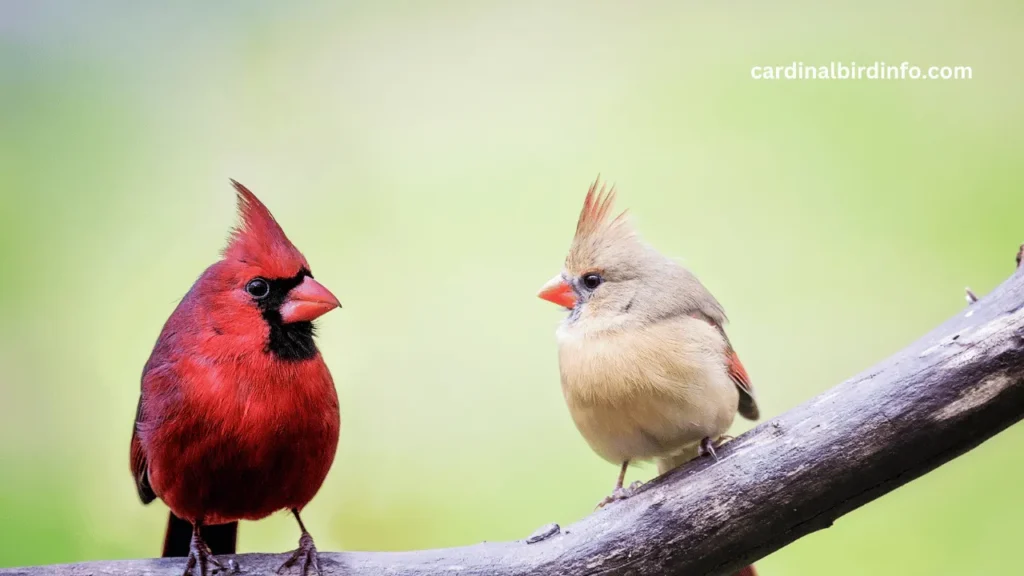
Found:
<box><xmin>146</xmin><ymin>356</ymin><xmax>340</xmax><ymax>524</ymax></box>
<box><xmin>556</xmin><ymin>319</ymin><xmax>738</xmax><ymax>463</ymax></box>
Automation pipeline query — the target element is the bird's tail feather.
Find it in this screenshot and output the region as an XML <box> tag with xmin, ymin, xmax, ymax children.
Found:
<box><xmin>162</xmin><ymin>513</ymin><xmax>238</xmax><ymax>557</ymax></box>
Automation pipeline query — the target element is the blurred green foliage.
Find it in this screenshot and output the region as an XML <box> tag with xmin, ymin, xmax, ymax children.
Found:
<box><xmin>1</xmin><ymin>1</ymin><xmax>1023</xmax><ymax>574</ymax></box>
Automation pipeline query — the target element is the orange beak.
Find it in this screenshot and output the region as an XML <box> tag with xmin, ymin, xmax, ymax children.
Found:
<box><xmin>537</xmin><ymin>275</ymin><xmax>577</xmax><ymax>309</ymax></box>
<box><xmin>280</xmin><ymin>276</ymin><xmax>342</xmax><ymax>323</ymax></box>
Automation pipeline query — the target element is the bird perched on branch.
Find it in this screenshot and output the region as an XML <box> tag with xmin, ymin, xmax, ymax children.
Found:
<box><xmin>537</xmin><ymin>178</ymin><xmax>759</xmax><ymax>533</ymax></box>
<box><xmin>538</xmin><ymin>179</ymin><xmax>758</xmax><ymax>575</ymax></box>
<box><xmin>130</xmin><ymin>180</ymin><xmax>342</xmax><ymax>576</ymax></box>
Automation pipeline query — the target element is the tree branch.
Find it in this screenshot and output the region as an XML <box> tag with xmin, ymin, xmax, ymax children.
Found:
<box><xmin>5</xmin><ymin>256</ymin><xmax>1024</xmax><ymax>576</ymax></box>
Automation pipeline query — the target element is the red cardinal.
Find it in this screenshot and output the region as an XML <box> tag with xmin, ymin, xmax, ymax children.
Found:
<box><xmin>130</xmin><ymin>180</ymin><xmax>341</xmax><ymax>576</ymax></box>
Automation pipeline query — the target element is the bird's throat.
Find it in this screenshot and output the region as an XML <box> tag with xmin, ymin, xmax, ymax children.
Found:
<box><xmin>262</xmin><ymin>312</ymin><xmax>318</xmax><ymax>361</ymax></box>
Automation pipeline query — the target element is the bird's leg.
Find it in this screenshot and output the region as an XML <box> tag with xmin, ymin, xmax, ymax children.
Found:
<box><xmin>615</xmin><ymin>459</ymin><xmax>628</xmax><ymax>490</ymax></box>
<box><xmin>183</xmin><ymin>522</ymin><xmax>226</xmax><ymax>576</ymax></box>
<box><xmin>596</xmin><ymin>461</ymin><xmax>642</xmax><ymax>509</ymax></box>
<box><xmin>277</xmin><ymin>509</ymin><xmax>322</xmax><ymax>576</ymax></box>
<box><xmin>697</xmin><ymin>436</ymin><xmax>719</xmax><ymax>461</ymax></box>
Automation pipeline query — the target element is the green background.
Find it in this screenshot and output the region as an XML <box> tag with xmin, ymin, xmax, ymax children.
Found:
<box><xmin>2</xmin><ymin>1</ymin><xmax>1022</xmax><ymax>574</ymax></box>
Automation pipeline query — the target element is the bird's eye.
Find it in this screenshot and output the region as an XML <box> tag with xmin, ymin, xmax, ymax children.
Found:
<box><xmin>245</xmin><ymin>278</ymin><xmax>270</xmax><ymax>299</ymax></box>
<box><xmin>581</xmin><ymin>273</ymin><xmax>603</xmax><ymax>290</ymax></box>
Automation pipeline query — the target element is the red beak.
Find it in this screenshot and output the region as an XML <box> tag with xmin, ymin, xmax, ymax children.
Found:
<box><xmin>280</xmin><ymin>276</ymin><xmax>341</xmax><ymax>323</ymax></box>
<box><xmin>538</xmin><ymin>275</ymin><xmax>577</xmax><ymax>309</ymax></box>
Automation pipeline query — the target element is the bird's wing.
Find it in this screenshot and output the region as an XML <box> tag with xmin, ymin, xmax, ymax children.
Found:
<box><xmin>690</xmin><ymin>312</ymin><xmax>760</xmax><ymax>421</ymax></box>
<box><xmin>131</xmin><ymin>396</ymin><xmax>157</xmax><ymax>504</ymax></box>
<box><xmin>724</xmin><ymin>347</ymin><xmax>759</xmax><ymax>420</ymax></box>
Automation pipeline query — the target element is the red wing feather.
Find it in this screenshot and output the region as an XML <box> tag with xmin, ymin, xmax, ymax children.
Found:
<box><xmin>690</xmin><ymin>312</ymin><xmax>760</xmax><ymax>421</ymax></box>
<box><xmin>727</xmin><ymin>349</ymin><xmax>753</xmax><ymax>395</ymax></box>
<box><xmin>727</xmin><ymin>348</ymin><xmax>760</xmax><ymax>421</ymax></box>
<box><xmin>130</xmin><ymin>397</ymin><xmax>156</xmax><ymax>504</ymax></box>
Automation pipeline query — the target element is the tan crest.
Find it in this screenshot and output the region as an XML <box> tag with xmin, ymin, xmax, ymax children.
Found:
<box><xmin>566</xmin><ymin>177</ymin><xmax>633</xmax><ymax>272</ymax></box>
<box><xmin>574</xmin><ymin>178</ymin><xmax>624</xmax><ymax>241</ymax></box>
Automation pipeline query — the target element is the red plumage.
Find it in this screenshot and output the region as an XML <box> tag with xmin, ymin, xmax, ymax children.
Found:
<box><xmin>130</xmin><ymin>180</ymin><xmax>341</xmax><ymax>575</ymax></box>
<box><xmin>222</xmin><ymin>180</ymin><xmax>310</xmax><ymax>276</ymax></box>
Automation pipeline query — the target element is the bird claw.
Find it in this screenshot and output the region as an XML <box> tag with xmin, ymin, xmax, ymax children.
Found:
<box><xmin>277</xmin><ymin>531</ymin><xmax>322</xmax><ymax>576</ymax></box>
<box><xmin>698</xmin><ymin>436</ymin><xmax>719</xmax><ymax>461</ymax></box>
<box><xmin>595</xmin><ymin>480</ymin><xmax>644</xmax><ymax>510</ymax></box>
<box><xmin>183</xmin><ymin>535</ymin><xmax>226</xmax><ymax>576</ymax></box>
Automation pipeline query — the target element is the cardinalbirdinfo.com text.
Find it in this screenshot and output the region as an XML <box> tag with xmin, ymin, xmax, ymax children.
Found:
<box><xmin>751</xmin><ymin>61</ymin><xmax>973</xmax><ymax>80</ymax></box>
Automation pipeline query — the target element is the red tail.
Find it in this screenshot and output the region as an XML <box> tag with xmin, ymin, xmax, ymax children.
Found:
<box><xmin>733</xmin><ymin>565</ymin><xmax>757</xmax><ymax>576</ymax></box>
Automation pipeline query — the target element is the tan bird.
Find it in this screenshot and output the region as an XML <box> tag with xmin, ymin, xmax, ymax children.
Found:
<box><xmin>538</xmin><ymin>179</ymin><xmax>760</xmax><ymax>509</ymax></box>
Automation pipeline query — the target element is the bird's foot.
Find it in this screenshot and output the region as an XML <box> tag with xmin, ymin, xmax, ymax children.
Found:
<box><xmin>595</xmin><ymin>480</ymin><xmax>644</xmax><ymax>509</ymax></box>
<box><xmin>715</xmin><ymin>435</ymin><xmax>735</xmax><ymax>446</ymax></box>
<box><xmin>698</xmin><ymin>436</ymin><xmax>719</xmax><ymax>461</ymax></box>
<box><xmin>183</xmin><ymin>534</ymin><xmax>227</xmax><ymax>576</ymax></box>
<box><xmin>277</xmin><ymin>531</ymin><xmax>322</xmax><ymax>576</ymax></box>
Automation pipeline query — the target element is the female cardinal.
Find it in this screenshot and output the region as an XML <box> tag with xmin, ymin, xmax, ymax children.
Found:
<box><xmin>538</xmin><ymin>180</ymin><xmax>760</xmax><ymax>499</ymax></box>
<box><xmin>130</xmin><ymin>180</ymin><xmax>341</xmax><ymax>576</ymax></box>
<box><xmin>538</xmin><ymin>180</ymin><xmax>758</xmax><ymax>575</ymax></box>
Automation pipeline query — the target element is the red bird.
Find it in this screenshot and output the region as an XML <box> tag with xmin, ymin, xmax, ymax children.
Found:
<box><xmin>130</xmin><ymin>181</ymin><xmax>341</xmax><ymax>576</ymax></box>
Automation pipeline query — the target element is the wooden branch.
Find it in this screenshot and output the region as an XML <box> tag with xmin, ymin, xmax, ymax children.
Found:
<box><xmin>5</xmin><ymin>256</ymin><xmax>1024</xmax><ymax>576</ymax></box>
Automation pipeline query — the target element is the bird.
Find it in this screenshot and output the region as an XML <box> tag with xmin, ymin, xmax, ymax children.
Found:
<box><xmin>537</xmin><ymin>179</ymin><xmax>760</xmax><ymax>576</ymax></box>
<box><xmin>130</xmin><ymin>180</ymin><xmax>342</xmax><ymax>576</ymax></box>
